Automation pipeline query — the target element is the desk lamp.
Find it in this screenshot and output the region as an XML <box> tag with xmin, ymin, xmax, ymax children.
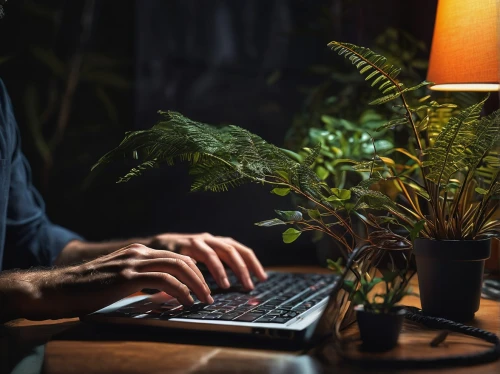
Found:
<box><xmin>426</xmin><ymin>0</ymin><xmax>499</xmax><ymax>92</ymax></box>
<box><xmin>427</xmin><ymin>0</ymin><xmax>500</xmax><ymax>291</ymax></box>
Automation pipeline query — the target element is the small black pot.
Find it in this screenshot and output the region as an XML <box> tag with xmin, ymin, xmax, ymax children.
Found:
<box><xmin>355</xmin><ymin>306</ymin><xmax>405</xmax><ymax>351</ymax></box>
<box><xmin>413</xmin><ymin>238</ymin><xmax>491</xmax><ymax>322</ymax></box>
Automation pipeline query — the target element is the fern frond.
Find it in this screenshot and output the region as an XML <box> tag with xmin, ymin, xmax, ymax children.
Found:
<box><xmin>117</xmin><ymin>160</ymin><xmax>158</xmax><ymax>183</ymax></box>
<box><xmin>424</xmin><ymin>96</ymin><xmax>497</xmax><ymax>185</ymax></box>
<box><xmin>327</xmin><ymin>41</ymin><xmax>403</xmax><ymax>97</ymax></box>
<box><xmin>92</xmin><ymin>111</ymin><xmax>322</xmax><ymax>195</ymax></box>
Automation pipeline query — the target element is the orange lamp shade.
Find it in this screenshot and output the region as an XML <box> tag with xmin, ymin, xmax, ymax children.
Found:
<box><xmin>427</xmin><ymin>0</ymin><xmax>500</xmax><ymax>91</ymax></box>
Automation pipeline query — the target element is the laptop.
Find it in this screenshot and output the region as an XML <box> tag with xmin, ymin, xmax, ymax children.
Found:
<box><xmin>81</xmin><ymin>269</ymin><xmax>350</xmax><ymax>346</ymax></box>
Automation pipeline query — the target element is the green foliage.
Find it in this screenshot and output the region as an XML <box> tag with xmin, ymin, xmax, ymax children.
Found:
<box><xmin>282</xmin><ymin>228</ymin><xmax>302</xmax><ymax>244</ymax></box>
<box><xmin>93</xmin><ymin>109</ymin><xmax>414</xmax><ymax>257</ymax></box>
<box><xmin>284</xmin><ymin>28</ymin><xmax>428</xmax><ymax>205</ymax></box>
<box><xmin>93</xmin><ymin>111</ymin><xmax>320</xmax><ymax>195</ymax></box>
<box><xmin>300</xmin><ymin>111</ymin><xmax>395</xmax><ymax>190</ymax></box>
<box><xmin>327</xmin><ymin>258</ymin><xmax>417</xmax><ymax>314</ymax></box>
<box><xmin>329</xmin><ymin>40</ymin><xmax>500</xmax><ymax>240</ymax></box>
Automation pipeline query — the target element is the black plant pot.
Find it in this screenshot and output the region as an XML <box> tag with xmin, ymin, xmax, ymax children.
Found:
<box><xmin>355</xmin><ymin>306</ymin><xmax>405</xmax><ymax>351</ymax></box>
<box><xmin>413</xmin><ymin>238</ymin><xmax>491</xmax><ymax>322</ymax></box>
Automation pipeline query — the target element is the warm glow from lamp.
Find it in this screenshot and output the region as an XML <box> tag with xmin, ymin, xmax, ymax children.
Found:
<box><xmin>427</xmin><ymin>0</ymin><xmax>500</xmax><ymax>92</ymax></box>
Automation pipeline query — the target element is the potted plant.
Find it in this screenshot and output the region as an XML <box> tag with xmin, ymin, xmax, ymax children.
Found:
<box><xmin>91</xmin><ymin>40</ymin><xmax>499</xmax><ymax>324</ymax></box>
<box><xmin>91</xmin><ymin>110</ymin><xmax>414</xmax><ymax>330</ymax></box>
<box><xmin>326</xmin><ymin>41</ymin><xmax>500</xmax><ymax>321</ymax></box>
<box><xmin>283</xmin><ymin>28</ymin><xmax>428</xmax><ymax>265</ymax></box>
<box><xmin>327</xmin><ymin>257</ymin><xmax>417</xmax><ymax>351</ymax></box>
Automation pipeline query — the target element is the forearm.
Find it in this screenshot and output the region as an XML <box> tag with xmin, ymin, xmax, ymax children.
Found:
<box><xmin>54</xmin><ymin>237</ymin><xmax>156</xmax><ymax>265</ymax></box>
<box><xmin>0</xmin><ymin>270</ymin><xmax>39</xmax><ymax>323</ymax></box>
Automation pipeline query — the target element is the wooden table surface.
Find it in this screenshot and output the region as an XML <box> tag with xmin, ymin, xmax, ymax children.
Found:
<box><xmin>1</xmin><ymin>266</ymin><xmax>499</xmax><ymax>374</ymax></box>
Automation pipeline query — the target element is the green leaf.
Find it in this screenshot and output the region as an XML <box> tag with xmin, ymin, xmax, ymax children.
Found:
<box><xmin>282</xmin><ymin>228</ymin><xmax>302</xmax><ymax>243</ymax></box>
<box><xmin>279</xmin><ymin>148</ymin><xmax>303</xmax><ymax>163</ymax></box>
<box><xmin>330</xmin><ymin>188</ymin><xmax>351</xmax><ymax>200</ymax></box>
<box><xmin>330</xmin><ymin>42</ymin><xmax>403</xmax><ymax>95</ymax></box>
<box><xmin>375</xmin><ymin>117</ymin><xmax>409</xmax><ymax>132</ymax></box>
<box><xmin>255</xmin><ymin>218</ymin><xmax>286</xmax><ymax>227</ymax></box>
<box><xmin>343</xmin><ymin>280</ymin><xmax>355</xmax><ymax>293</ymax></box>
<box><xmin>326</xmin><ymin>258</ymin><xmax>343</xmax><ymax>273</ymax></box>
<box><xmin>307</xmin><ymin>209</ymin><xmax>322</xmax><ymax>220</ymax></box>
<box><xmin>326</xmin><ymin>258</ymin><xmax>343</xmax><ymax>272</ymax></box>
<box><xmin>352</xmin><ymin>291</ymin><xmax>366</xmax><ymax>305</ymax></box>
<box><xmin>425</xmin><ymin>96</ymin><xmax>494</xmax><ymax>184</ymax></box>
<box><xmin>315</xmin><ymin>165</ymin><xmax>329</xmax><ymax>180</ymax></box>
<box><xmin>275</xmin><ymin>210</ymin><xmax>303</xmax><ymax>222</ymax></box>
<box><xmin>475</xmin><ymin>187</ymin><xmax>488</xmax><ymax>195</ymax></box>
<box><xmin>271</xmin><ymin>187</ymin><xmax>290</xmax><ymax>196</ymax></box>
<box><xmin>365</xmin><ymin>278</ymin><xmax>383</xmax><ymax>294</ymax></box>
<box><xmin>276</xmin><ymin>170</ymin><xmax>290</xmax><ymax>181</ymax></box>
<box><xmin>410</xmin><ymin>219</ymin><xmax>426</xmax><ymax>242</ymax></box>
<box><xmin>369</xmin><ymin>91</ymin><xmax>401</xmax><ymax>105</ymax></box>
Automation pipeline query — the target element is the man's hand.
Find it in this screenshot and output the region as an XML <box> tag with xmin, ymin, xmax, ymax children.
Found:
<box><xmin>150</xmin><ymin>233</ymin><xmax>267</xmax><ymax>290</ymax></box>
<box><xmin>1</xmin><ymin>244</ymin><xmax>214</xmax><ymax>321</ymax></box>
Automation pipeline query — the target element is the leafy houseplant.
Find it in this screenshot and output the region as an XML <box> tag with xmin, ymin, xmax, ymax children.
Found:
<box><xmin>91</xmin><ymin>110</ymin><xmax>413</xmax><ymax>331</ymax></box>
<box><xmin>92</xmin><ymin>40</ymin><xmax>499</xmax><ymax>324</ymax></box>
<box><xmin>326</xmin><ymin>42</ymin><xmax>500</xmax><ymax>321</ymax></box>
<box><xmin>328</xmin><ymin>257</ymin><xmax>416</xmax><ymax>351</ymax></box>
<box><xmin>287</xmin><ymin>111</ymin><xmax>398</xmax><ymax>265</ymax></box>
<box><xmin>283</xmin><ymin>28</ymin><xmax>429</xmax><ymax>266</ymax></box>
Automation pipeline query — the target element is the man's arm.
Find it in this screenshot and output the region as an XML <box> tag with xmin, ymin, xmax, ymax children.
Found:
<box><xmin>55</xmin><ymin>237</ymin><xmax>154</xmax><ymax>266</ymax></box>
<box><xmin>57</xmin><ymin>232</ymin><xmax>268</xmax><ymax>290</ymax></box>
<box><xmin>0</xmin><ymin>244</ymin><xmax>214</xmax><ymax>322</ymax></box>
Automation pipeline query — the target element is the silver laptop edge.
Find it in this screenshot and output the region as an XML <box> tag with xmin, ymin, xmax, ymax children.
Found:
<box><xmin>82</xmin><ymin>270</ymin><xmax>341</xmax><ymax>342</ymax></box>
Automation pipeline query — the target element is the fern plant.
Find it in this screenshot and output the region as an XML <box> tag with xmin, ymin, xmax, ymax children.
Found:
<box><xmin>327</xmin><ymin>41</ymin><xmax>500</xmax><ymax>240</ymax></box>
<box><xmin>93</xmin><ymin>110</ymin><xmax>410</xmax><ymax>255</ymax></box>
<box><xmin>92</xmin><ymin>109</ymin><xmax>413</xmax><ymax>329</ymax></box>
<box><xmin>327</xmin><ymin>257</ymin><xmax>417</xmax><ymax>314</ymax></box>
<box><xmin>91</xmin><ymin>39</ymin><xmax>499</xmax><ymax>327</ymax></box>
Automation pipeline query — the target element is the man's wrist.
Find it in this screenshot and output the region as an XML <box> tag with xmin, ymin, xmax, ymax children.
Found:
<box><xmin>0</xmin><ymin>272</ymin><xmax>38</xmax><ymax>323</ymax></box>
<box><xmin>148</xmin><ymin>235</ymin><xmax>180</xmax><ymax>252</ymax></box>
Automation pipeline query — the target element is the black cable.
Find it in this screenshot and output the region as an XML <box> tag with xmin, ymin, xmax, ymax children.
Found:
<box><xmin>339</xmin><ymin>306</ymin><xmax>500</xmax><ymax>369</ymax></box>
<box><xmin>483</xmin><ymin>279</ymin><xmax>500</xmax><ymax>300</ymax></box>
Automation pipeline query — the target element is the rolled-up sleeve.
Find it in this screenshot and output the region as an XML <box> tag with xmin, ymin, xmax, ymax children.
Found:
<box><xmin>1</xmin><ymin>80</ymin><xmax>83</xmax><ymax>270</ymax></box>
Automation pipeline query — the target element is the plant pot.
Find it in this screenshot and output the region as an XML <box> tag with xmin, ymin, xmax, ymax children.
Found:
<box><xmin>355</xmin><ymin>306</ymin><xmax>405</xmax><ymax>351</ymax></box>
<box><xmin>413</xmin><ymin>238</ymin><xmax>491</xmax><ymax>322</ymax></box>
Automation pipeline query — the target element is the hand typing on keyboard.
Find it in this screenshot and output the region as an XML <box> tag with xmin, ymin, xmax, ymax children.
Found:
<box><xmin>150</xmin><ymin>233</ymin><xmax>268</xmax><ymax>290</ymax></box>
<box><xmin>121</xmin><ymin>273</ymin><xmax>339</xmax><ymax>324</ymax></box>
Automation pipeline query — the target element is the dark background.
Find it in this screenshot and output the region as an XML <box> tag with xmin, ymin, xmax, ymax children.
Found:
<box><xmin>0</xmin><ymin>0</ymin><xmax>437</xmax><ymax>266</ymax></box>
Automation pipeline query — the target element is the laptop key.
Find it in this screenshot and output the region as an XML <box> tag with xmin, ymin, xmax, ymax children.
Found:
<box><xmin>182</xmin><ymin>314</ymin><xmax>205</xmax><ymax>319</ymax></box>
<box><xmin>160</xmin><ymin>311</ymin><xmax>184</xmax><ymax>319</ymax></box>
<box><xmin>203</xmin><ymin>313</ymin><xmax>224</xmax><ymax>320</ymax></box>
<box><xmin>218</xmin><ymin>312</ymin><xmax>242</xmax><ymax>321</ymax></box>
<box><xmin>234</xmin><ymin>312</ymin><xmax>265</xmax><ymax>322</ymax></box>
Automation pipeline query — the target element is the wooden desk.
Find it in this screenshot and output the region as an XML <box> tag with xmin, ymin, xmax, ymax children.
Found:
<box><xmin>2</xmin><ymin>266</ymin><xmax>499</xmax><ymax>374</ymax></box>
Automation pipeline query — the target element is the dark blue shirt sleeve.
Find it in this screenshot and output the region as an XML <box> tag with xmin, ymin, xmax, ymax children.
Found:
<box><xmin>0</xmin><ymin>79</ymin><xmax>84</xmax><ymax>270</ymax></box>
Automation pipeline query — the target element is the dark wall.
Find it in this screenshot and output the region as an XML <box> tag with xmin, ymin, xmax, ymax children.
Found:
<box><xmin>131</xmin><ymin>0</ymin><xmax>436</xmax><ymax>265</ymax></box>
<box><xmin>0</xmin><ymin>0</ymin><xmax>437</xmax><ymax>266</ymax></box>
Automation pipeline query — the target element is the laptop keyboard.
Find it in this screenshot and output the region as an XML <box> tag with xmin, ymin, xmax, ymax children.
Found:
<box><xmin>115</xmin><ymin>272</ymin><xmax>337</xmax><ymax>324</ymax></box>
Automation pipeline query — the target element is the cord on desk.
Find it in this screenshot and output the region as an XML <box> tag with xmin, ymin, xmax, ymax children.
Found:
<box><xmin>482</xmin><ymin>279</ymin><xmax>500</xmax><ymax>300</ymax></box>
<box><xmin>337</xmin><ymin>306</ymin><xmax>500</xmax><ymax>369</ymax></box>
